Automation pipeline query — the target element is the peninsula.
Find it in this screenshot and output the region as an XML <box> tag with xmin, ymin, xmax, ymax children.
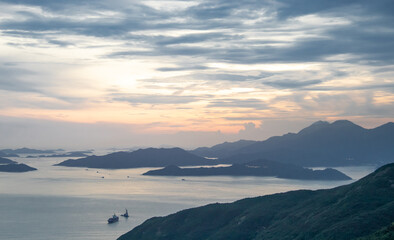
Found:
<box><xmin>0</xmin><ymin>163</ymin><xmax>37</xmax><ymax>172</ymax></box>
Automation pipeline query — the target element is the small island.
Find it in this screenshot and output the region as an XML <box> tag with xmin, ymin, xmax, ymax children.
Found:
<box><xmin>143</xmin><ymin>159</ymin><xmax>352</xmax><ymax>181</ymax></box>
<box><xmin>0</xmin><ymin>163</ymin><xmax>37</xmax><ymax>172</ymax></box>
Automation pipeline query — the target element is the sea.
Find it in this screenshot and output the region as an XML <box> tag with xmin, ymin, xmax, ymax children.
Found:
<box><xmin>0</xmin><ymin>153</ymin><xmax>378</xmax><ymax>240</ymax></box>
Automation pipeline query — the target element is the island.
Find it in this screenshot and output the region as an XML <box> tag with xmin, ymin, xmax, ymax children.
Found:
<box><xmin>142</xmin><ymin>159</ymin><xmax>351</xmax><ymax>181</ymax></box>
<box><xmin>0</xmin><ymin>163</ymin><xmax>37</xmax><ymax>172</ymax></box>
<box><xmin>118</xmin><ymin>163</ymin><xmax>394</xmax><ymax>240</ymax></box>
<box><xmin>0</xmin><ymin>157</ymin><xmax>16</xmax><ymax>164</ymax></box>
<box><xmin>26</xmin><ymin>151</ymin><xmax>91</xmax><ymax>158</ymax></box>
<box><xmin>55</xmin><ymin>147</ymin><xmax>218</xmax><ymax>169</ymax></box>
<box><xmin>0</xmin><ymin>151</ymin><xmax>19</xmax><ymax>157</ymax></box>
<box><xmin>0</xmin><ymin>148</ymin><xmax>58</xmax><ymax>155</ymax></box>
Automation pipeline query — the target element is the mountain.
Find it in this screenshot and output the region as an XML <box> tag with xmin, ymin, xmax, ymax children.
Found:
<box><xmin>118</xmin><ymin>163</ymin><xmax>394</xmax><ymax>240</ymax></box>
<box><xmin>196</xmin><ymin>120</ymin><xmax>394</xmax><ymax>167</ymax></box>
<box><xmin>0</xmin><ymin>157</ymin><xmax>16</xmax><ymax>164</ymax></box>
<box><xmin>0</xmin><ymin>163</ymin><xmax>37</xmax><ymax>172</ymax></box>
<box><xmin>190</xmin><ymin>140</ymin><xmax>257</xmax><ymax>159</ymax></box>
<box><xmin>55</xmin><ymin>148</ymin><xmax>217</xmax><ymax>169</ymax></box>
<box><xmin>1</xmin><ymin>148</ymin><xmax>57</xmax><ymax>154</ymax></box>
<box><xmin>143</xmin><ymin>159</ymin><xmax>351</xmax><ymax>181</ymax></box>
<box><xmin>0</xmin><ymin>151</ymin><xmax>19</xmax><ymax>157</ymax></box>
<box><xmin>356</xmin><ymin>223</ymin><xmax>394</xmax><ymax>240</ymax></box>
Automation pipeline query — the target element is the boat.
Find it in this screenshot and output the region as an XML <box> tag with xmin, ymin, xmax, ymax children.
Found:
<box><xmin>121</xmin><ymin>209</ymin><xmax>129</xmax><ymax>218</ymax></box>
<box><xmin>108</xmin><ymin>214</ymin><xmax>119</xmax><ymax>224</ymax></box>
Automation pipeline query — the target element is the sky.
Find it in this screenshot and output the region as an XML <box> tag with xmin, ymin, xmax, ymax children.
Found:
<box><xmin>0</xmin><ymin>0</ymin><xmax>393</xmax><ymax>150</ymax></box>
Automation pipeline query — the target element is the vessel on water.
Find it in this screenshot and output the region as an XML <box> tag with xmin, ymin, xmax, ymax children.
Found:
<box><xmin>107</xmin><ymin>214</ymin><xmax>119</xmax><ymax>224</ymax></box>
<box><xmin>121</xmin><ymin>209</ymin><xmax>129</xmax><ymax>218</ymax></box>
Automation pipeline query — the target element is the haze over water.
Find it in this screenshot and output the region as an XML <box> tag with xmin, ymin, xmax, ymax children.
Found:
<box><xmin>0</xmin><ymin>153</ymin><xmax>376</xmax><ymax>240</ymax></box>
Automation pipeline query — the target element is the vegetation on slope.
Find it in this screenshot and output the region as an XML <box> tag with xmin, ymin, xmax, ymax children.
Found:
<box><xmin>118</xmin><ymin>163</ymin><xmax>394</xmax><ymax>240</ymax></box>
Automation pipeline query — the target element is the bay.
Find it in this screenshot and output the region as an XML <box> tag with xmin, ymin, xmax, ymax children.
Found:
<box><xmin>0</xmin><ymin>155</ymin><xmax>377</xmax><ymax>240</ymax></box>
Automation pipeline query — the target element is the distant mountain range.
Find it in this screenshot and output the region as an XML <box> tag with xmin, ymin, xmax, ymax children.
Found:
<box><xmin>0</xmin><ymin>163</ymin><xmax>37</xmax><ymax>172</ymax></box>
<box><xmin>143</xmin><ymin>159</ymin><xmax>351</xmax><ymax>181</ymax></box>
<box><xmin>54</xmin><ymin>120</ymin><xmax>394</xmax><ymax>169</ymax></box>
<box><xmin>118</xmin><ymin>163</ymin><xmax>394</xmax><ymax>240</ymax></box>
<box><xmin>190</xmin><ymin>140</ymin><xmax>256</xmax><ymax>159</ymax></box>
<box><xmin>55</xmin><ymin>148</ymin><xmax>217</xmax><ymax>169</ymax></box>
<box><xmin>1</xmin><ymin>148</ymin><xmax>61</xmax><ymax>155</ymax></box>
<box><xmin>27</xmin><ymin>151</ymin><xmax>91</xmax><ymax>158</ymax></box>
<box><xmin>191</xmin><ymin>120</ymin><xmax>394</xmax><ymax>167</ymax></box>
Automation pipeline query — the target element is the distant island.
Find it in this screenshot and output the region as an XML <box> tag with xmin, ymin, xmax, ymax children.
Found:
<box><xmin>0</xmin><ymin>151</ymin><xmax>19</xmax><ymax>157</ymax></box>
<box><xmin>26</xmin><ymin>151</ymin><xmax>91</xmax><ymax>158</ymax></box>
<box><xmin>118</xmin><ymin>163</ymin><xmax>394</xmax><ymax>240</ymax></box>
<box><xmin>1</xmin><ymin>148</ymin><xmax>61</xmax><ymax>155</ymax></box>
<box><xmin>55</xmin><ymin>148</ymin><xmax>218</xmax><ymax>169</ymax></box>
<box><xmin>143</xmin><ymin>159</ymin><xmax>351</xmax><ymax>181</ymax></box>
<box><xmin>191</xmin><ymin>120</ymin><xmax>394</xmax><ymax>167</ymax></box>
<box><xmin>0</xmin><ymin>157</ymin><xmax>16</xmax><ymax>164</ymax></box>
<box><xmin>0</xmin><ymin>163</ymin><xmax>37</xmax><ymax>172</ymax></box>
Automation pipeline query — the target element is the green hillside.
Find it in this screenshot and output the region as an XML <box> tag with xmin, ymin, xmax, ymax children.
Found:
<box><xmin>118</xmin><ymin>163</ymin><xmax>394</xmax><ymax>240</ymax></box>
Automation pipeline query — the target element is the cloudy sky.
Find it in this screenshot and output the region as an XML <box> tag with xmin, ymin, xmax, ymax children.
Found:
<box><xmin>0</xmin><ymin>0</ymin><xmax>393</xmax><ymax>149</ymax></box>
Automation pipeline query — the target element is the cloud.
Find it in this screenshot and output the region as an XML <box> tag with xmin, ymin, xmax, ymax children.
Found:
<box><xmin>112</xmin><ymin>94</ymin><xmax>201</xmax><ymax>105</ymax></box>
<box><xmin>208</xmin><ymin>99</ymin><xmax>267</xmax><ymax>110</ymax></box>
<box><xmin>263</xmin><ymin>79</ymin><xmax>322</xmax><ymax>89</ymax></box>
<box><xmin>0</xmin><ymin>65</ymin><xmax>39</xmax><ymax>93</ymax></box>
<box><xmin>0</xmin><ymin>0</ymin><xmax>393</xmax><ymax>148</ymax></box>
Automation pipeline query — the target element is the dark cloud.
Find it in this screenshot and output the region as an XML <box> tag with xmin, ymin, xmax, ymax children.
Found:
<box><xmin>263</xmin><ymin>79</ymin><xmax>322</xmax><ymax>89</ymax></box>
<box><xmin>277</xmin><ymin>0</ymin><xmax>394</xmax><ymax>19</ymax></box>
<box><xmin>0</xmin><ymin>66</ymin><xmax>39</xmax><ymax>93</ymax></box>
<box><xmin>156</xmin><ymin>33</ymin><xmax>242</xmax><ymax>46</ymax></box>
<box><xmin>1</xmin><ymin>0</ymin><xmax>392</xmax><ymax>66</ymax></box>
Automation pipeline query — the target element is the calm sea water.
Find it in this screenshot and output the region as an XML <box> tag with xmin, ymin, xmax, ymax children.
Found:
<box><xmin>0</xmin><ymin>155</ymin><xmax>377</xmax><ymax>240</ymax></box>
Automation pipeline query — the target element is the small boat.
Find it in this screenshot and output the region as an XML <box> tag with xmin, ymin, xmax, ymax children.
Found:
<box><xmin>121</xmin><ymin>209</ymin><xmax>129</xmax><ymax>218</ymax></box>
<box><xmin>108</xmin><ymin>214</ymin><xmax>119</xmax><ymax>224</ymax></box>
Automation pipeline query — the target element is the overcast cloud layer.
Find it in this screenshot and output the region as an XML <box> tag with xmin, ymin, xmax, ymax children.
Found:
<box><xmin>0</xmin><ymin>0</ymin><xmax>393</xmax><ymax>149</ymax></box>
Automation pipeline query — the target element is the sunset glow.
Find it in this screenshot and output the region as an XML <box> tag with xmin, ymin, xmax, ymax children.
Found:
<box><xmin>0</xmin><ymin>0</ymin><xmax>393</xmax><ymax>149</ymax></box>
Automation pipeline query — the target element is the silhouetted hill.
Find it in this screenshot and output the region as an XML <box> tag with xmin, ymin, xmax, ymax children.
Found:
<box><xmin>0</xmin><ymin>163</ymin><xmax>37</xmax><ymax>172</ymax></box>
<box><xmin>0</xmin><ymin>157</ymin><xmax>16</xmax><ymax>164</ymax></box>
<box><xmin>55</xmin><ymin>148</ymin><xmax>217</xmax><ymax>169</ymax></box>
<box><xmin>1</xmin><ymin>148</ymin><xmax>57</xmax><ymax>154</ymax></box>
<box><xmin>118</xmin><ymin>163</ymin><xmax>394</xmax><ymax>240</ymax></box>
<box><xmin>0</xmin><ymin>151</ymin><xmax>19</xmax><ymax>157</ymax></box>
<box><xmin>27</xmin><ymin>151</ymin><xmax>90</xmax><ymax>158</ymax></box>
<box><xmin>190</xmin><ymin>140</ymin><xmax>257</xmax><ymax>158</ymax></box>
<box><xmin>143</xmin><ymin>159</ymin><xmax>351</xmax><ymax>180</ymax></box>
<box><xmin>209</xmin><ymin>120</ymin><xmax>394</xmax><ymax>166</ymax></box>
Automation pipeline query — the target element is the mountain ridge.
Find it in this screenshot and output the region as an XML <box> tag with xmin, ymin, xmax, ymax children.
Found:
<box><xmin>192</xmin><ymin>120</ymin><xmax>394</xmax><ymax>167</ymax></box>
